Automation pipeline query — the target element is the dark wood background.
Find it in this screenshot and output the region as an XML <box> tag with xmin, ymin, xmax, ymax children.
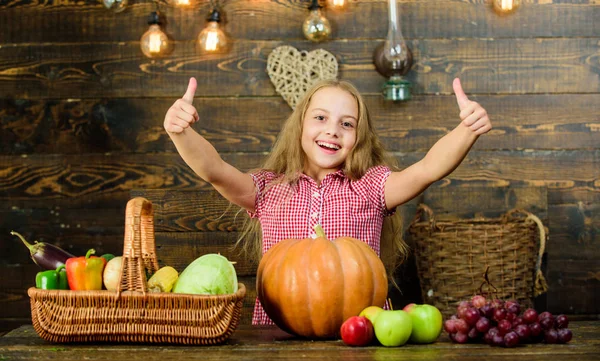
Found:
<box><xmin>0</xmin><ymin>0</ymin><xmax>598</xmax><ymax>331</ymax></box>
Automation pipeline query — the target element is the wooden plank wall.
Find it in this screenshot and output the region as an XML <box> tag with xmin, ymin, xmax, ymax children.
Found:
<box><xmin>0</xmin><ymin>0</ymin><xmax>598</xmax><ymax>331</ymax></box>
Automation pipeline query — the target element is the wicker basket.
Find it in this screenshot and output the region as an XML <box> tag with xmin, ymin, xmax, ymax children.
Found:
<box><xmin>408</xmin><ymin>204</ymin><xmax>548</xmax><ymax>318</ymax></box>
<box><xmin>28</xmin><ymin>197</ymin><xmax>246</xmax><ymax>344</ymax></box>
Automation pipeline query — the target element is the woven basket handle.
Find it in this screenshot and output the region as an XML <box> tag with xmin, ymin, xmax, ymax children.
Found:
<box><xmin>411</xmin><ymin>204</ymin><xmax>437</xmax><ymax>229</ymax></box>
<box><xmin>117</xmin><ymin>197</ymin><xmax>160</xmax><ymax>294</ymax></box>
<box><xmin>505</xmin><ymin>209</ymin><xmax>549</xmax><ymax>297</ymax></box>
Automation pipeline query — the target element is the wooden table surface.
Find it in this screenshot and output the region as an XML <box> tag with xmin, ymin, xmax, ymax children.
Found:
<box><xmin>1</xmin><ymin>322</ymin><xmax>598</xmax><ymax>360</ymax></box>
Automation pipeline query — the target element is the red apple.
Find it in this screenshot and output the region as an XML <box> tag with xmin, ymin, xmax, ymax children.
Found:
<box><xmin>340</xmin><ymin>316</ymin><xmax>374</xmax><ymax>347</ymax></box>
<box><xmin>403</xmin><ymin>303</ymin><xmax>443</xmax><ymax>344</ymax></box>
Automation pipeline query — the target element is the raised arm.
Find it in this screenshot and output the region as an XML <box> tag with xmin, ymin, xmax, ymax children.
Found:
<box><xmin>384</xmin><ymin>78</ymin><xmax>492</xmax><ymax>209</ymax></box>
<box><xmin>164</xmin><ymin>77</ymin><xmax>256</xmax><ymax>212</ymax></box>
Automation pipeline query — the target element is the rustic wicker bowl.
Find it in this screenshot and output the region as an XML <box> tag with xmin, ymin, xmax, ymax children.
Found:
<box><xmin>28</xmin><ymin>197</ymin><xmax>246</xmax><ymax>344</ymax></box>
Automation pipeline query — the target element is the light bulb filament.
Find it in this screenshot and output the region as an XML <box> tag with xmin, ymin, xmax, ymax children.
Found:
<box><xmin>332</xmin><ymin>0</ymin><xmax>344</xmax><ymax>7</ymax></box>
<box><xmin>501</xmin><ymin>0</ymin><xmax>513</xmax><ymax>10</ymax></box>
<box><xmin>205</xmin><ymin>30</ymin><xmax>219</xmax><ymax>51</ymax></box>
<box><xmin>493</xmin><ymin>0</ymin><xmax>520</xmax><ymax>14</ymax></box>
<box><xmin>149</xmin><ymin>32</ymin><xmax>163</xmax><ymax>53</ymax></box>
<box><xmin>176</xmin><ymin>0</ymin><xmax>190</xmax><ymax>4</ymax></box>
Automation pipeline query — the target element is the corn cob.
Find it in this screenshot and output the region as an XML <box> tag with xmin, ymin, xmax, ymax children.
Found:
<box><xmin>147</xmin><ymin>266</ymin><xmax>179</xmax><ymax>292</ymax></box>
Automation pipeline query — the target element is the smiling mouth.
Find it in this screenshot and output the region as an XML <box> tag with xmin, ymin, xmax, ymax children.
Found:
<box><xmin>316</xmin><ymin>141</ymin><xmax>341</xmax><ymax>151</ymax></box>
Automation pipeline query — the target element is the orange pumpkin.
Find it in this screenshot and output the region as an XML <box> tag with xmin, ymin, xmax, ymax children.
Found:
<box><xmin>256</xmin><ymin>225</ymin><xmax>388</xmax><ymax>338</ymax></box>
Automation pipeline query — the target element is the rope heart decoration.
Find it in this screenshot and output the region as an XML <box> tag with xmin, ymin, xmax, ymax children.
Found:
<box><xmin>266</xmin><ymin>45</ymin><xmax>338</xmax><ymax>109</ymax></box>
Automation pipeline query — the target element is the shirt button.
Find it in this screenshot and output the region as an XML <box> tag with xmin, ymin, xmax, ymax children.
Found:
<box><xmin>312</xmin><ymin>192</ymin><xmax>320</xmax><ymax>198</ymax></box>
<box><xmin>311</xmin><ymin>212</ymin><xmax>319</xmax><ymax>219</ymax></box>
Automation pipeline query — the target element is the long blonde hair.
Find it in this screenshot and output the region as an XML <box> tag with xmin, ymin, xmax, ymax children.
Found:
<box><xmin>234</xmin><ymin>79</ymin><xmax>409</xmax><ymax>287</ymax></box>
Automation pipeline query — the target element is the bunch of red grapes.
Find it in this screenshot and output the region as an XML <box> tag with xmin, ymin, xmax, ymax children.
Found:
<box><xmin>444</xmin><ymin>295</ymin><xmax>573</xmax><ymax>347</ymax></box>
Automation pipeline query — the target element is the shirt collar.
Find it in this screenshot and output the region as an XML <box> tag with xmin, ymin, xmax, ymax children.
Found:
<box><xmin>299</xmin><ymin>169</ymin><xmax>346</xmax><ymax>184</ymax></box>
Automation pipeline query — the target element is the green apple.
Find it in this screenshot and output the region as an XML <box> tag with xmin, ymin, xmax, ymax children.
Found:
<box><xmin>402</xmin><ymin>303</ymin><xmax>443</xmax><ymax>344</ymax></box>
<box><xmin>359</xmin><ymin>306</ymin><xmax>384</xmax><ymax>325</ymax></box>
<box><xmin>373</xmin><ymin>310</ymin><xmax>412</xmax><ymax>347</ymax></box>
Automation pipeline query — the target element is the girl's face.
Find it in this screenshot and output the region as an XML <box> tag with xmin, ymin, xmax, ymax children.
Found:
<box><xmin>301</xmin><ymin>86</ymin><xmax>358</xmax><ymax>182</ymax></box>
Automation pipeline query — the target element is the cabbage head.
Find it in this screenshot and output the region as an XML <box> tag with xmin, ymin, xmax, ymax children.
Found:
<box><xmin>172</xmin><ymin>253</ymin><xmax>238</xmax><ymax>295</ymax></box>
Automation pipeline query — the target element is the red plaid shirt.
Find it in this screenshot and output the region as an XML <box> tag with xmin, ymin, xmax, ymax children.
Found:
<box><xmin>248</xmin><ymin>165</ymin><xmax>393</xmax><ymax>325</ymax></box>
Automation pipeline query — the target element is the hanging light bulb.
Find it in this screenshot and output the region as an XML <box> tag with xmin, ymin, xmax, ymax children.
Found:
<box><xmin>102</xmin><ymin>0</ymin><xmax>127</xmax><ymax>13</ymax></box>
<box><xmin>302</xmin><ymin>0</ymin><xmax>331</xmax><ymax>43</ymax></box>
<box><xmin>326</xmin><ymin>0</ymin><xmax>346</xmax><ymax>10</ymax></box>
<box><xmin>372</xmin><ymin>0</ymin><xmax>413</xmax><ymax>101</ymax></box>
<box><xmin>198</xmin><ymin>9</ymin><xmax>228</xmax><ymax>53</ymax></box>
<box><xmin>493</xmin><ymin>0</ymin><xmax>521</xmax><ymax>15</ymax></box>
<box><xmin>140</xmin><ymin>12</ymin><xmax>171</xmax><ymax>58</ymax></box>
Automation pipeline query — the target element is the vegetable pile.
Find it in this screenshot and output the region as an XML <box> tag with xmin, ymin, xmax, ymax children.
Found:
<box><xmin>12</xmin><ymin>231</ymin><xmax>238</xmax><ymax>295</ymax></box>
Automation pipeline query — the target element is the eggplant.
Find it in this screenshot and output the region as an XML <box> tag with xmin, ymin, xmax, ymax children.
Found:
<box><xmin>11</xmin><ymin>231</ymin><xmax>75</xmax><ymax>270</ymax></box>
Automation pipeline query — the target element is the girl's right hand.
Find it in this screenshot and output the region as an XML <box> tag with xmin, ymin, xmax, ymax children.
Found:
<box><xmin>164</xmin><ymin>77</ymin><xmax>200</xmax><ymax>134</ymax></box>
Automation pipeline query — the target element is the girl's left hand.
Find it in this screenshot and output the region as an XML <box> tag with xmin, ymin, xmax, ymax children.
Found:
<box><xmin>453</xmin><ymin>78</ymin><xmax>492</xmax><ymax>135</ymax></box>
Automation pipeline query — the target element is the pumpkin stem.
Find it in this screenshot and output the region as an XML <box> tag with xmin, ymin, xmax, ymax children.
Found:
<box><xmin>314</xmin><ymin>224</ymin><xmax>326</xmax><ymax>238</ymax></box>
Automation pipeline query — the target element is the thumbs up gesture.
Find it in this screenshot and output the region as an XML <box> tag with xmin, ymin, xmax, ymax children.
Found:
<box><xmin>453</xmin><ymin>78</ymin><xmax>492</xmax><ymax>135</ymax></box>
<box><xmin>164</xmin><ymin>77</ymin><xmax>200</xmax><ymax>134</ymax></box>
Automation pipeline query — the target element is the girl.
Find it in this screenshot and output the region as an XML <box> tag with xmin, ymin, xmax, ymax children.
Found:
<box><xmin>164</xmin><ymin>77</ymin><xmax>492</xmax><ymax>325</ymax></box>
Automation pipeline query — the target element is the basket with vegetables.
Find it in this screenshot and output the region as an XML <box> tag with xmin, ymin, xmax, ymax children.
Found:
<box><xmin>19</xmin><ymin>197</ymin><xmax>246</xmax><ymax>344</ymax></box>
